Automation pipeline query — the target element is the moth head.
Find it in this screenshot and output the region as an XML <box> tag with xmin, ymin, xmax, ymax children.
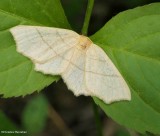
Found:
<box><xmin>78</xmin><ymin>35</ymin><xmax>92</xmax><ymax>50</ymax></box>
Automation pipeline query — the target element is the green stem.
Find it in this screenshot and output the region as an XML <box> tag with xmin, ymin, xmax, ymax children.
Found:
<box><xmin>81</xmin><ymin>1</ymin><xmax>102</xmax><ymax>135</ymax></box>
<box><xmin>92</xmin><ymin>100</ymin><xmax>103</xmax><ymax>136</ymax></box>
<box><xmin>81</xmin><ymin>0</ymin><xmax>94</xmax><ymax>35</ymax></box>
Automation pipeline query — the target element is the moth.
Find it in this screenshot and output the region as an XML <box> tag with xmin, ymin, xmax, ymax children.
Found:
<box><xmin>10</xmin><ymin>25</ymin><xmax>131</xmax><ymax>104</ymax></box>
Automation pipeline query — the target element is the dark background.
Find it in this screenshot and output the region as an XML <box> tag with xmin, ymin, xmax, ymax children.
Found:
<box><xmin>0</xmin><ymin>0</ymin><xmax>159</xmax><ymax>136</ymax></box>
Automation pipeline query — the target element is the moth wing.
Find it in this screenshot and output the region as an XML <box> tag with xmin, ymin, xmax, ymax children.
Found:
<box><xmin>61</xmin><ymin>47</ymin><xmax>90</xmax><ymax>96</ymax></box>
<box><xmin>10</xmin><ymin>26</ymin><xmax>80</xmax><ymax>74</ymax></box>
<box><xmin>85</xmin><ymin>44</ymin><xmax>131</xmax><ymax>104</ymax></box>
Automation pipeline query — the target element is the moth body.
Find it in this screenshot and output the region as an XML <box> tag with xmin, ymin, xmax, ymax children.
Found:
<box><xmin>10</xmin><ymin>25</ymin><xmax>131</xmax><ymax>104</ymax></box>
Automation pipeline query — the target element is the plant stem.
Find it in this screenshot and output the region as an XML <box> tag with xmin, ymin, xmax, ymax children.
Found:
<box><xmin>81</xmin><ymin>1</ymin><xmax>103</xmax><ymax>135</ymax></box>
<box><xmin>92</xmin><ymin>100</ymin><xmax>103</xmax><ymax>136</ymax></box>
<box><xmin>81</xmin><ymin>0</ymin><xmax>94</xmax><ymax>35</ymax></box>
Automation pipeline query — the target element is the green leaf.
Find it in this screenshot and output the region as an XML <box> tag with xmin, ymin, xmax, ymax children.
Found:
<box><xmin>0</xmin><ymin>0</ymin><xmax>70</xmax><ymax>97</ymax></box>
<box><xmin>22</xmin><ymin>95</ymin><xmax>48</xmax><ymax>134</ymax></box>
<box><xmin>91</xmin><ymin>3</ymin><xmax>160</xmax><ymax>134</ymax></box>
<box><xmin>0</xmin><ymin>110</ymin><xmax>19</xmax><ymax>130</ymax></box>
<box><xmin>114</xmin><ymin>129</ymin><xmax>130</xmax><ymax>136</ymax></box>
